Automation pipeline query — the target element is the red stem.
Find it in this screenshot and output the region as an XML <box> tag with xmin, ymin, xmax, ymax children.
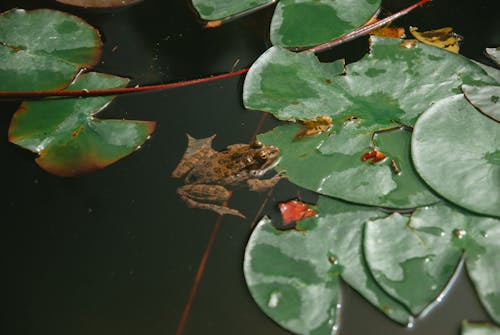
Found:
<box><xmin>0</xmin><ymin>68</ymin><xmax>249</xmax><ymax>99</ymax></box>
<box><xmin>304</xmin><ymin>0</ymin><xmax>432</xmax><ymax>54</ymax></box>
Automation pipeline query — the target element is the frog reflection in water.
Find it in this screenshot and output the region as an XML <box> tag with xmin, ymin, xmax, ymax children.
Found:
<box><xmin>172</xmin><ymin>134</ymin><xmax>285</xmax><ymax>218</ymax></box>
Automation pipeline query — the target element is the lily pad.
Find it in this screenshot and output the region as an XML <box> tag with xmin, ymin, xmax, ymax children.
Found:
<box><xmin>486</xmin><ymin>47</ymin><xmax>500</xmax><ymax>65</ymax></box>
<box><xmin>319</xmin><ymin>197</ymin><xmax>412</xmax><ymax>324</ymax></box>
<box><xmin>8</xmin><ymin>72</ymin><xmax>156</xmax><ymax>177</ymax></box>
<box><xmin>270</xmin><ymin>0</ymin><xmax>381</xmax><ymax>47</ymax></box>
<box><xmin>56</xmin><ymin>0</ymin><xmax>143</xmax><ymax>8</ymax></box>
<box><xmin>244</xmin><ymin>216</ymin><xmax>340</xmax><ymax>335</ymax></box>
<box><xmin>411</xmin><ymin>94</ymin><xmax>500</xmax><ymax>217</ymax></box>
<box><xmin>244</xmin><ymin>37</ymin><xmax>497</xmax><ymax>126</ymax></box>
<box><xmin>0</xmin><ymin>8</ymin><xmax>101</xmax><ymax>91</ymax></box>
<box><xmin>464</xmin><ymin>216</ymin><xmax>500</xmax><ymax>324</ymax></box>
<box><xmin>462</xmin><ymin>84</ymin><xmax>500</xmax><ymax>121</ymax></box>
<box><xmin>364</xmin><ymin>203</ymin><xmax>464</xmax><ymax>315</ymax></box>
<box><xmin>462</xmin><ymin>321</ymin><xmax>500</xmax><ymax>335</ymax></box>
<box><xmin>191</xmin><ymin>0</ymin><xmax>274</xmax><ymax>21</ymax></box>
<box><xmin>258</xmin><ymin>122</ymin><xmax>439</xmax><ymax>208</ymax></box>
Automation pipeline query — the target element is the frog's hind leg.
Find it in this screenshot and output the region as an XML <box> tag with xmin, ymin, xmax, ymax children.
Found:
<box><xmin>177</xmin><ymin>184</ymin><xmax>245</xmax><ymax>218</ymax></box>
<box><xmin>171</xmin><ymin>134</ymin><xmax>217</xmax><ymax>178</ymax></box>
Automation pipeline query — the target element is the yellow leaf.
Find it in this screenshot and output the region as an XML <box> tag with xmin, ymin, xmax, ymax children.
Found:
<box><xmin>409</xmin><ymin>26</ymin><xmax>462</xmax><ymax>53</ymax></box>
<box><xmin>293</xmin><ymin>116</ymin><xmax>333</xmax><ymax>139</ymax></box>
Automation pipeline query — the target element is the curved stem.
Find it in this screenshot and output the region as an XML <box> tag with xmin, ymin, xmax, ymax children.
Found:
<box><xmin>304</xmin><ymin>0</ymin><xmax>432</xmax><ymax>54</ymax></box>
<box><xmin>0</xmin><ymin>68</ymin><xmax>249</xmax><ymax>100</ymax></box>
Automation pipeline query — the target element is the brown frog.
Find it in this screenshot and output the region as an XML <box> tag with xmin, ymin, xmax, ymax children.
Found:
<box><xmin>171</xmin><ymin>134</ymin><xmax>285</xmax><ymax>218</ymax></box>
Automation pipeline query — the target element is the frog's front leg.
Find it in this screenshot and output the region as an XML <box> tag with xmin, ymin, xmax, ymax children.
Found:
<box><xmin>247</xmin><ymin>171</ymin><xmax>287</xmax><ymax>192</ymax></box>
<box><xmin>177</xmin><ymin>184</ymin><xmax>245</xmax><ymax>218</ymax></box>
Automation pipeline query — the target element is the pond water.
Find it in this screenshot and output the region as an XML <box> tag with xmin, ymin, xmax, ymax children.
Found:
<box><xmin>0</xmin><ymin>0</ymin><xmax>498</xmax><ymax>334</ymax></box>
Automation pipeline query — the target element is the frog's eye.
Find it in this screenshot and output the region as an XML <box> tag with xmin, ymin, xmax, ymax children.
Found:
<box><xmin>256</xmin><ymin>151</ymin><xmax>268</xmax><ymax>161</ymax></box>
<box><xmin>251</xmin><ymin>140</ymin><xmax>263</xmax><ymax>149</ymax></box>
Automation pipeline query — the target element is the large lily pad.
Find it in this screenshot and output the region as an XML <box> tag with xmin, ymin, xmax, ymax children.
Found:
<box><xmin>270</xmin><ymin>0</ymin><xmax>381</xmax><ymax>47</ymax></box>
<box><xmin>364</xmin><ymin>203</ymin><xmax>465</xmax><ymax>315</ymax></box>
<box><xmin>244</xmin><ymin>37</ymin><xmax>497</xmax><ymax>126</ymax></box>
<box><xmin>462</xmin><ymin>84</ymin><xmax>500</xmax><ymax>121</ymax></box>
<box><xmin>411</xmin><ymin>94</ymin><xmax>500</xmax><ymax>217</ymax></box>
<box><xmin>464</xmin><ymin>217</ymin><xmax>500</xmax><ymax>324</ymax></box>
<box><xmin>191</xmin><ymin>0</ymin><xmax>274</xmax><ymax>21</ymax></box>
<box><xmin>0</xmin><ymin>8</ymin><xmax>101</xmax><ymax>91</ymax></box>
<box><xmin>9</xmin><ymin>72</ymin><xmax>156</xmax><ymax>177</ymax></box>
<box><xmin>258</xmin><ymin>122</ymin><xmax>439</xmax><ymax>208</ymax></box>
<box><xmin>244</xmin><ymin>216</ymin><xmax>341</xmax><ymax>335</ymax></box>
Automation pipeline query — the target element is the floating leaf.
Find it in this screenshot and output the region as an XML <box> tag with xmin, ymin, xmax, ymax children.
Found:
<box><xmin>411</xmin><ymin>94</ymin><xmax>500</xmax><ymax>217</ymax></box>
<box><xmin>191</xmin><ymin>0</ymin><xmax>274</xmax><ymax>21</ymax></box>
<box><xmin>409</xmin><ymin>26</ymin><xmax>462</xmax><ymax>53</ymax></box>
<box><xmin>370</xmin><ymin>25</ymin><xmax>405</xmax><ymax>39</ymax></box>
<box><xmin>364</xmin><ymin>203</ymin><xmax>464</xmax><ymax>315</ymax></box>
<box><xmin>270</xmin><ymin>0</ymin><xmax>381</xmax><ymax>47</ymax></box>
<box><xmin>259</xmin><ymin>122</ymin><xmax>439</xmax><ymax>208</ymax></box>
<box><xmin>9</xmin><ymin>72</ymin><xmax>156</xmax><ymax>177</ymax></box>
<box><xmin>462</xmin><ymin>321</ymin><xmax>500</xmax><ymax>335</ymax></box>
<box><xmin>462</xmin><ymin>84</ymin><xmax>500</xmax><ymax>121</ymax></box>
<box><xmin>321</xmin><ymin>197</ymin><xmax>412</xmax><ymax>324</ymax></box>
<box><xmin>463</xmin><ymin>217</ymin><xmax>500</xmax><ymax>324</ymax></box>
<box><xmin>0</xmin><ymin>8</ymin><xmax>101</xmax><ymax>91</ymax></box>
<box><xmin>278</xmin><ymin>199</ymin><xmax>317</xmax><ymax>226</ymax></box>
<box><xmin>56</xmin><ymin>0</ymin><xmax>143</xmax><ymax>8</ymax></box>
<box><xmin>244</xmin><ymin>37</ymin><xmax>496</xmax><ymax>126</ymax></box>
<box><xmin>486</xmin><ymin>47</ymin><xmax>500</xmax><ymax>65</ymax></box>
<box><xmin>244</xmin><ymin>216</ymin><xmax>340</xmax><ymax>335</ymax></box>
<box><xmin>293</xmin><ymin>115</ymin><xmax>332</xmax><ymax>139</ymax></box>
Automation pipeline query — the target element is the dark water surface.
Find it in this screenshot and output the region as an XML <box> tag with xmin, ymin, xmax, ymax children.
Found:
<box><xmin>1</xmin><ymin>0</ymin><xmax>498</xmax><ymax>334</ymax></box>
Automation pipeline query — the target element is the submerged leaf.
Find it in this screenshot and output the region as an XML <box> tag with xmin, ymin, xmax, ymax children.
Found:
<box><xmin>270</xmin><ymin>0</ymin><xmax>381</xmax><ymax>48</ymax></box>
<box><xmin>364</xmin><ymin>203</ymin><xmax>465</xmax><ymax>315</ymax></box>
<box><xmin>412</xmin><ymin>94</ymin><xmax>500</xmax><ymax>217</ymax></box>
<box><xmin>56</xmin><ymin>0</ymin><xmax>143</xmax><ymax>8</ymax></box>
<box><xmin>0</xmin><ymin>8</ymin><xmax>101</xmax><ymax>91</ymax></box>
<box><xmin>9</xmin><ymin>72</ymin><xmax>156</xmax><ymax>177</ymax></box>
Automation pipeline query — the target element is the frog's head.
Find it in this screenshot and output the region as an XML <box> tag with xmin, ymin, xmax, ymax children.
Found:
<box><xmin>250</xmin><ymin>140</ymin><xmax>281</xmax><ymax>176</ymax></box>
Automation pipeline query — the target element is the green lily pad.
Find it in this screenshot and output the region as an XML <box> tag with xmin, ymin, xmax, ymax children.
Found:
<box><xmin>462</xmin><ymin>84</ymin><xmax>500</xmax><ymax>121</ymax></box>
<box><xmin>244</xmin><ymin>37</ymin><xmax>497</xmax><ymax>126</ymax></box>
<box><xmin>191</xmin><ymin>0</ymin><xmax>274</xmax><ymax>21</ymax></box>
<box><xmin>412</xmin><ymin>94</ymin><xmax>500</xmax><ymax>217</ymax></box>
<box><xmin>462</xmin><ymin>321</ymin><xmax>500</xmax><ymax>335</ymax></box>
<box><xmin>244</xmin><ymin>216</ymin><xmax>340</xmax><ymax>335</ymax></box>
<box><xmin>270</xmin><ymin>0</ymin><xmax>381</xmax><ymax>47</ymax></box>
<box><xmin>258</xmin><ymin>122</ymin><xmax>439</xmax><ymax>208</ymax></box>
<box><xmin>0</xmin><ymin>8</ymin><xmax>101</xmax><ymax>91</ymax></box>
<box><xmin>319</xmin><ymin>196</ymin><xmax>412</xmax><ymax>324</ymax></box>
<box><xmin>9</xmin><ymin>72</ymin><xmax>156</xmax><ymax>177</ymax></box>
<box><xmin>364</xmin><ymin>203</ymin><xmax>465</xmax><ymax>315</ymax></box>
<box><xmin>486</xmin><ymin>47</ymin><xmax>500</xmax><ymax>66</ymax></box>
<box><xmin>464</xmin><ymin>217</ymin><xmax>500</xmax><ymax>324</ymax></box>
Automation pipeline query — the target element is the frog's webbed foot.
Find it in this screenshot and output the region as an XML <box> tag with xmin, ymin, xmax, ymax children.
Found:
<box><xmin>247</xmin><ymin>171</ymin><xmax>287</xmax><ymax>192</ymax></box>
<box><xmin>177</xmin><ymin>184</ymin><xmax>245</xmax><ymax>218</ymax></box>
<box><xmin>172</xmin><ymin>134</ymin><xmax>217</xmax><ymax>178</ymax></box>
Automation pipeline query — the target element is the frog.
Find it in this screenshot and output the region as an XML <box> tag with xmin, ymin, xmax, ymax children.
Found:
<box><xmin>171</xmin><ymin>133</ymin><xmax>285</xmax><ymax>218</ymax></box>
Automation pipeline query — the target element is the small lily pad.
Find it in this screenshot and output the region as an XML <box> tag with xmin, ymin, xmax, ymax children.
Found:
<box><xmin>191</xmin><ymin>0</ymin><xmax>274</xmax><ymax>21</ymax></box>
<box><xmin>364</xmin><ymin>203</ymin><xmax>465</xmax><ymax>315</ymax></box>
<box><xmin>412</xmin><ymin>94</ymin><xmax>500</xmax><ymax>217</ymax></box>
<box><xmin>462</xmin><ymin>84</ymin><xmax>500</xmax><ymax>121</ymax></box>
<box><xmin>486</xmin><ymin>47</ymin><xmax>500</xmax><ymax>66</ymax></box>
<box><xmin>0</xmin><ymin>8</ymin><xmax>101</xmax><ymax>91</ymax></box>
<box><xmin>464</xmin><ymin>217</ymin><xmax>500</xmax><ymax>324</ymax></box>
<box><xmin>462</xmin><ymin>321</ymin><xmax>500</xmax><ymax>335</ymax></box>
<box><xmin>270</xmin><ymin>0</ymin><xmax>381</xmax><ymax>47</ymax></box>
<box><xmin>9</xmin><ymin>72</ymin><xmax>156</xmax><ymax>177</ymax></box>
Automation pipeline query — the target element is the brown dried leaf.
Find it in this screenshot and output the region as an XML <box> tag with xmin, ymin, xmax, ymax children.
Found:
<box><xmin>409</xmin><ymin>26</ymin><xmax>462</xmax><ymax>53</ymax></box>
<box><xmin>293</xmin><ymin>116</ymin><xmax>333</xmax><ymax>139</ymax></box>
